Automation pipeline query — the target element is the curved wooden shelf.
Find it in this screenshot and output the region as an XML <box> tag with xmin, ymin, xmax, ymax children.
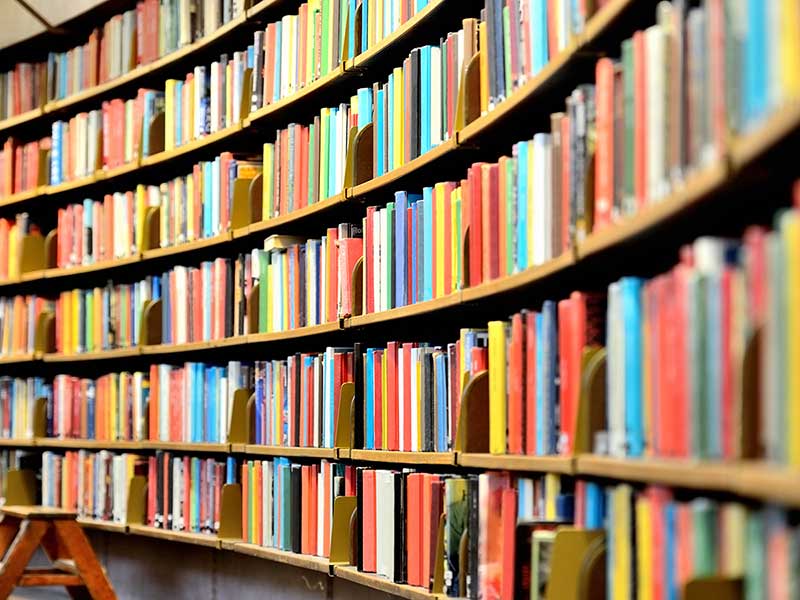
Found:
<box><xmin>35</xmin><ymin>438</ymin><xmax>144</xmax><ymax>450</ymax></box>
<box><xmin>42</xmin><ymin>347</ymin><xmax>140</xmax><ymax>363</ymax></box>
<box><xmin>42</xmin><ymin>255</ymin><xmax>142</xmax><ymax>283</ymax></box>
<box><xmin>140</xmin><ymin>441</ymin><xmax>230</xmax><ymax>453</ymax></box>
<box><xmin>457</xmin><ymin>453</ymin><xmax>574</xmax><ymax>474</ymax></box>
<box><xmin>242</xmin><ymin>192</ymin><xmax>349</xmax><ymax>239</ymax></box>
<box><xmin>246</xmin><ymin>322</ymin><xmax>343</xmax><ymax>343</ymax></box>
<box><xmin>127</xmin><ymin>524</ymin><xmax>222</xmax><ymax>548</ymax></box>
<box><xmin>0</xmin><ymin>107</ymin><xmax>43</xmax><ymax>134</ymax></box>
<box><xmin>0</xmin><ymin>353</ymin><xmax>37</xmax><ymax>365</ymax></box>
<box><xmin>347</xmin><ymin>450</ymin><xmax>455</xmax><ymax>465</ymax></box>
<box><xmin>730</xmin><ymin>100</ymin><xmax>800</xmax><ymax>169</ymax></box>
<box><xmin>347</xmin><ymin>292</ymin><xmax>462</xmax><ymax>328</ymax></box>
<box><xmin>77</xmin><ymin>517</ymin><xmax>128</xmax><ymax>534</ymax></box>
<box><xmin>0</xmin><ymin>186</ymin><xmax>45</xmax><ymax>209</ymax></box>
<box><xmin>333</xmin><ymin>566</ymin><xmax>436</xmax><ymax>600</ymax></box>
<box><xmin>460</xmin><ymin>252</ymin><xmax>574</xmax><ymax>303</ymax></box>
<box><xmin>242</xmin><ymin>445</ymin><xmax>337</xmax><ymax>459</ymax></box>
<box><xmin>47</xmin><ymin>173</ymin><xmax>102</xmax><ymax>196</ymax></box>
<box><xmin>0</xmin><ymin>438</ymin><xmax>35</xmax><ymax>447</ymax></box>
<box><xmin>141</xmin><ymin>340</ymin><xmax>218</xmax><ymax>357</ymax></box>
<box><xmin>142</xmin><ymin>233</ymin><xmax>232</xmax><ymax>261</ymax></box>
<box><xmin>223</xmin><ymin>541</ymin><xmax>331</xmax><ymax>573</ymax></box>
<box><xmin>141</xmin><ymin>123</ymin><xmax>244</xmax><ymax>168</ymax></box>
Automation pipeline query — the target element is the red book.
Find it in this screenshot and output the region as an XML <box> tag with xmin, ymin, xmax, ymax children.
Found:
<box><xmin>508</xmin><ymin>313</ymin><xmax>524</xmax><ymax>454</ymax></box>
<box><xmin>406</xmin><ymin>473</ymin><xmax>422</xmax><ymax>585</ymax></box>
<box><xmin>407</xmin><ymin>206</ymin><xmax>414</xmax><ymax>301</ymax></box>
<box><xmin>301</xmin><ymin>465</ymin><xmax>310</xmax><ymax>553</ymax></box>
<box><xmin>524</xmin><ymin>311</ymin><xmax>537</xmax><ymax>454</ymax></box>
<box><xmin>500</xmin><ymin>487</ymin><xmax>517</xmax><ymax>600</ymax></box>
<box><xmin>386</xmin><ymin>342</ymin><xmax>399</xmax><ymax>450</ymax></box>
<box><xmin>374</xmin><ymin>350</ymin><xmax>383</xmax><ymax>448</ymax></box>
<box><xmin>362</xmin><ymin>470</ymin><xmax>377</xmax><ymax>572</ymax></box>
<box><xmin>309</xmin><ymin>464</ymin><xmax>318</xmax><ymax>553</ymax></box>
<box><xmin>264</xmin><ymin>24</ymin><xmax>276</xmax><ymax>105</ymax></box>
<box><xmin>280</xmin><ymin>127</ymin><xmax>289</xmax><ymax>214</ymax></box>
<box><xmin>421</xmin><ymin>474</ymin><xmax>441</xmax><ymax>588</ymax></box>
<box><xmin>482</xmin><ymin>164</ymin><xmax>500</xmax><ymax>280</ymax></box>
<box><xmin>241</xmin><ymin>463</ymin><xmax>250</xmax><ymax>540</ymax></box>
<box><xmin>364</xmin><ymin>209</ymin><xmax>375</xmax><ymax>313</ymax></box>
<box><xmin>322</xmin><ymin>462</ymin><xmax>331</xmax><ymax>556</ymax></box>
<box><xmin>633</xmin><ymin>30</ymin><xmax>647</xmax><ymax>208</ymax></box>
<box><xmin>547</xmin><ymin>0</ymin><xmax>558</xmax><ymax>59</ymax></box>
<box><xmin>442</xmin><ymin>182</ymin><xmax>454</xmax><ymax>292</ymax></box>
<box><xmin>497</xmin><ymin>157</ymin><xmax>508</xmax><ymax>276</ymax></box>
<box><xmin>574</xmin><ymin>480</ymin><xmax>586</xmax><ymax>528</ymax></box>
<box><xmin>298</xmin><ymin>4</ymin><xmax>308</xmax><ymax>88</ymax></box>
<box><xmin>594</xmin><ymin>57</ymin><xmax>615</xmax><ymax>229</ymax></box>
<box><xmin>470</xmin><ymin>347</ymin><xmax>487</xmax><ymax>374</ymax></box>
<box><xmin>147</xmin><ymin>456</ymin><xmax>157</xmax><ymax>525</ymax></box>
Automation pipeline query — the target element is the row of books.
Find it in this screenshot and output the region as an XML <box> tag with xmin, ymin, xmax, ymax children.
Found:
<box><xmin>602</xmin><ymin>483</ymin><xmax>800</xmax><ymax>599</ymax></box>
<box><xmin>145</xmin><ymin>451</ymin><xmax>237</xmax><ymax>533</ymax></box>
<box><xmin>262</xmin><ymin>96</ymin><xmax>369</xmax><ymax>216</ymax></box>
<box><xmin>241</xmin><ymin>458</ymin><xmax>352</xmax><ymax>556</ymax></box>
<box><xmin>0</xmin><ymin>0</ymin><xmax>246</xmax><ymax>120</ymax></box>
<box><xmin>368</xmin><ymin>19</ymin><xmax>476</xmax><ymax>177</ymax></box>
<box><xmin>0</xmin><ymin>295</ymin><xmax>52</xmax><ymax>357</ymax></box>
<box><xmin>355</xmin><ymin>0</ymin><xmax>432</xmax><ymax>59</ymax></box>
<box><xmin>0</xmin><ymin>213</ymin><xmax>36</xmax><ymax>280</ymax></box>
<box><xmin>41</xmin><ymin>450</ymin><xmax>139</xmax><ymax>524</ymax></box>
<box><xmin>0</xmin><ymin>137</ymin><xmax>48</xmax><ymax>196</ymax></box>
<box><xmin>0</xmin><ymin>377</ymin><xmax>50</xmax><ymax>441</ymax></box>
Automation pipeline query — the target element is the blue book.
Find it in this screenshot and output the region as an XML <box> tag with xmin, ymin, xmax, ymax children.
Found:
<box><xmin>422</xmin><ymin>187</ymin><xmax>434</xmax><ymax>301</ymax></box>
<box><xmin>87</xmin><ymin>381</ymin><xmax>95</xmax><ymax>440</ymax></box>
<box><xmin>664</xmin><ymin>502</ymin><xmax>677</xmax><ymax>600</ymax></box>
<box><xmin>365</xmin><ymin>349</ymin><xmax>375</xmax><ymax>449</ymax></box>
<box><xmin>420</xmin><ymin>46</ymin><xmax>431</xmax><ymax>154</ymax></box>
<box><xmin>394</xmin><ymin>192</ymin><xmax>407</xmax><ymax>307</ymax></box>
<box><xmin>376</xmin><ymin>88</ymin><xmax>385</xmax><ymax>175</ymax></box>
<box><xmin>620</xmin><ymin>277</ymin><xmax>644</xmax><ymax>457</ymax></box>
<box><xmin>273</xmin><ymin>22</ymin><xmax>282</xmax><ymax>102</ymax></box>
<box><xmin>361</xmin><ymin>0</ymin><xmax>368</xmax><ymax>55</ymax></box>
<box><xmin>515</xmin><ymin>141</ymin><xmax>528</xmax><ymax>271</ymax></box>
<box><xmin>50</xmin><ymin>122</ymin><xmax>62</xmax><ymax>185</ymax></box>
<box><xmin>744</xmin><ymin>0</ymin><xmax>767</xmax><ymax>128</ymax></box>
<box><xmin>531</xmin><ymin>0</ymin><xmax>548</xmax><ymax>75</ymax></box>
<box><xmin>175</xmin><ymin>80</ymin><xmax>183</xmax><ymax>145</ymax></box>
<box><xmin>226</xmin><ymin>456</ymin><xmax>236</xmax><ymax>485</ymax></box>
<box><xmin>542</xmin><ymin>300</ymin><xmax>558</xmax><ymax>454</ymax></box>
<box><xmin>584</xmin><ymin>481</ymin><xmax>605</xmax><ymax>529</ymax></box>
<box><xmin>348</xmin><ymin>0</ymin><xmax>357</xmax><ymax>59</ymax></box>
<box><xmin>357</xmin><ymin>87</ymin><xmax>372</xmax><ymax>130</ymax></box>
<box><xmin>435</xmin><ymin>352</ymin><xmax>447</xmax><ymax>451</ymax></box>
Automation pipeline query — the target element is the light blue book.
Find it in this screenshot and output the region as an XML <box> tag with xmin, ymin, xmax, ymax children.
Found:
<box><xmin>531</xmin><ymin>0</ymin><xmax>548</xmax><ymax>75</ymax></box>
<box><xmin>411</xmin><ymin>200</ymin><xmax>419</xmax><ymax>302</ymax></box>
<box><xmin>357</xmin><ymin>87</ymin><xmax>372</xmax><ymax>129</ymax></box>
<box><xmin>387</xmin><ymin>72</ymin><xmax>394</xmax><ymax>170</ymax></box>
<box><xmin>421</xmin><ymin>46</ymin><xmax>431</xmax><ymax>154</ymax></box>
<box><xmin>743</xmin><ymin>0</ymin><xmax>767</xmax><ymax>128</ymax></box>
<box><xmin>620</xmin><ymin>277</ymin><xmax>644</xmax><ymax>457</ymax></box>
<box><xmin>515</xmin><ymin>141</ymin><xmax>528</xmax><ymax>271</ymax></box>
<box><xmin>422</xmin><ymin>187</ymin><xmax>434</xmax><ymax>301</ymax></box>
<box><xmin>366</xmin><ymin>349</ymin><xmax>375</xmax><ymax>449</ymax></box>
<box><xmin>584</xmin><ymin>481</ymin><xmax>604</xmax><ymax>529</ymax></box>
<box><xmin>386</xmin><ymin>202</ymin><xmax>395</xmax><ymax>309</ymax></box>
<box><xmin>361</xmin><ymin>0</ymin><xmax>368</xmax><ymax>54</ymax></box>
<box><xmin>348</xmin><ymin>0</ymin><xmax>357</xmax><ymax>59</ymax></box>
<box><xmin>50</xmin><ymin>122</ymin><xmax>62</xmax><ymax>185</ymax></box>
<box><xmin>664</xmin><ymin>501</ymin><xmax>677</xmax><ymax>600</ymax></box>
<box><xmin>376</xmin><ymin>88</ymin><xmax>385</xmax><ymax>175</ymax></box>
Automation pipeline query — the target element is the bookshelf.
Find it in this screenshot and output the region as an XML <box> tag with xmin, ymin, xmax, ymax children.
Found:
<box><xmin>2</xmin><ymin>0</ymin><xmax>800</xmax><ymax>598</ymax></box>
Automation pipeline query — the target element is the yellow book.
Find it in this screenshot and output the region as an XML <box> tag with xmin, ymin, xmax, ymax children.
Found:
<box><xmin>544</xmin><ymin>473</ymin><xmax>560</xmax><ymax>520</ymax></box>
<box><xmin>783</xmin><ymin>211</ymin><xmax>800</xmax><ymax>464</ymax></box>
<box><xmin>613</xmin><ymin>485</ymin><xmax>633</xmax><ymax>600</ymax></box>
<box><xmin>110</xmin><ymin>374</ymin><xmax>118</xmax><ymax>440</ymax></box>
<box><xmin>135</xmin><ymin>184</ymin><xmax>146</xmax><ymax>251</ymax></box>
<box><xmin>479</xmin><ymin>22</ymin><xmax>489</xmax><ymax>113</ymax></box>
<box><xmin>186</xmin><ymin>76</ymin><xmax>195</xmax><ymax>142</ymax></box>
<box><xmin>164</xmin><ymin>80</ymin><xmax>177</xmax><ymax>150</ymax></box>
<box><xmin>382</xmin><ymin>351</ymin><xmax>388</xmax><ymax>449</ymax></box>
<box><xmin>635</xmin><ymin>495</ymin><xmax>653</xmax><ymax>600</ymax></box>
<box><xmin>720</xmin><ymin>502</ymin><xmax>746</xmax><ymax>577</ymax></box>
<box><xmin>376</xmin><ymin>0</ymin><xmax>383</xmax><ymax>46</ymax></box>
<box><xmin>368</xmin><ymin>0</ymin><xmax>375</xmax><ymax>50</ymax></box>
<box><xmin>393</xmin><ymin>66</ymin><xmax>404</xmax><ymax>170</ymax></box>
<box><xmin>434</xmin><ymin>183</ymin><xmax>446</xmax><ymax>298</ymax></box>
<box><xmin>488</xmin><ymin>320</ymin><xmax>507</xmax><ymax>454</ymax></box>
<box><xmin>452</xmin><ymin>187</ymin><xmax>461</xmax><ymax>292</ymax></box>
<box><xmin>781</xmin><ymin>0</ymin><xmax>800</xmax><ymax>100</ymax></box>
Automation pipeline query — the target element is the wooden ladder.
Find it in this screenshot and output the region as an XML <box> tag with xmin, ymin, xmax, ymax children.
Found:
<box><xmin>0</xmin><ymin>505</ymin><xmax>116</xmax><ymax>599</ymax></box>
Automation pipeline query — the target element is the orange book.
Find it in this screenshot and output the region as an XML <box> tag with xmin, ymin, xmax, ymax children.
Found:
<box><xmin>421</xmin><ymin>474</ymin><xmax>440</xmax><ymax>587</ymax></box>
<box><xmin>322</xmin><ymin>462</ymin><xmax>331</xmax><ymax>557</ymax></box>
<box><xmin>594</xmin><ymin>57</ymin><xmax>615</xmax><ymax>229</ymax></box>
<box><xmin>301</xmin><ymin>465</ymin><xmax>310</xmax><ymax>554</ymax></box>
<box><xmin>633</xmin><ymin>30</ymin><xmax>647</xmax><ymax>208</ymax></box>
<box><xmin>406</xmin><ymin>473</ymin><xmax>422</xmax><ymax>586</ymax></box>
<box><xmin>242</xmin><ymin>463</ymin><xmax>250</xmax><ymax>542</ymax></box>
<box><xmin>508</xmin><ymin>313</ymin><xmax>524</xmax><ymax>454</ymax></box>
<box><xmin>500</xmin><ymin>488</ymin><xmax>517</xmax><ymax>600</ymax></box>
<box><xmin>497</xmin><ymin>157</ymin><xmax>507</xmax><ymax>276</ymax></box>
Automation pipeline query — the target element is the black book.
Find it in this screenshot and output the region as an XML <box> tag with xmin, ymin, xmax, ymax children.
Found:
<box><xmin>251</xmin><ymin>31</ymin><xmax>264</xmax><ymax>111</ymax></box>
<box><xmin>422</xmin><ymin>350</ymin><xmax>435</xmax><ymax>451</ymax></box>
<box><xmin>466</xmin><ymin>475</ymin><xmax>479</xmax><ymax>600</ymax></box>
<box><xmin>410</xmin><ymin>47</ymin><xmax>421</xmax><ymax>160</ymax></box>
<box><xmin>393</xmin><ymin>471</ymin><xmax>406</xmax><ymax>583</ymax></box>
<box><xmin>290</xmin><ymin>464</ymin><xmax>302</xmax><ymax>553</ymax></box>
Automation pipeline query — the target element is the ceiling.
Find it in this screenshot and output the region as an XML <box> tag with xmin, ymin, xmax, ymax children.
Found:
<box><xmin>0</xmin><ymin>0</ymin><xmax>106</xmax><ymax>51</ymax></box>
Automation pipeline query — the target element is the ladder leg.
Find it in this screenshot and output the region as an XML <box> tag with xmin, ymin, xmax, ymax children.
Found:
<box><xmin>0</xmin><ymin>520</ymin><xmax>50</xmax><ymax>599</ymax></box>
<box><xmin>54</xmin><ymin>521</ymin><xmax>116</xmax><ymax>600</ymax></box>
<box><xmin>0</xmin><ymin>516</ymin><xmax>21</xmax><ymax>559</ymax></box>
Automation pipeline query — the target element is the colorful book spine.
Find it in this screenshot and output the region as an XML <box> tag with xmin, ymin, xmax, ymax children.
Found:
<box><xmin>0</xmin><ymin>377</ymin><xmax>51</xmax><ymax>440</ymax></box>
<box><xmin>0</xmin><ymin>295</ymin><xmax>53</xmax><ymax>356</ymax></box>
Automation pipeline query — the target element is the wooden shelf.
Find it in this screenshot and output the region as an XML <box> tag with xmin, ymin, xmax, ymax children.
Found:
<box><xmin>247</xmin><ymin>322</ymin><xmax>343</xmax><ymax>343</ymax></box>
<box><xmin>142</xmin><ymin>123</ymin><xmax>244</xmax><ymax>168</ymax></box>
<box><xmin>34</xmin><ymin>438</ymin><xmax>144</xmax><ymax>450</ymax></box>
<box><xmin>0</xmin><ymin>107</ymin><xmax>44</xmax><ymax>134</ymax></box>
<box><xmin>457</xmin><ymin>453</ymin><xmax>575</xmax><ymax>473</ymax></box>
<box><xmin>349</xmin><ymin>137</ymin><xmax>459</xmax><ymax>201</ymax></box>
<box><xmin>143</xmin><ymin>233</ymin><xmax>233</xmax><ymax>261</ymax></box>
<box><xmin>0</xmin><ymin>353</ymin><xmax>38</xmax><ymax>365</ymax></box>
<box><xmin>460</xmin><ymin>252</ymin><xmax>574</xmax><ymax>303</ymax></box>
<box><xmin>77</xmin><ymin>517</ymin><xmax>128</xmax><ymax>534</ymax></box>
<box><xmin>243</xmin><ymin>192</ymin><xmax>349</xmax><ymax>238</ymax></box>
<box><xmin>0</xmin><ymin>438</ymin><xmax>35</xmax><ymax>447</ymax></box>
<box><xmin>223</xmin><ymin>541</ymin><xmax>331</xmax><ymax>573</ymax></box>
<box><xmin>575</xmin><ymin>163</ymin><xmax>730</xmax><ymax>259</ymax></box>
<box><xmin>347</xmin><ymin>292</ymin><xmax>462</xmax><ymax>328</ymax></box>
<box><xmin>0</xmin><ymin>186</ymin><xmax>44</xmax><ymax>208</ymax></box>
<box><xmin>730</xmin><ymin>100</ymin><xmax>800</xmax><ymax>169</ymax></box>
<box><xmin>43</xmin><ymin>347</ymin><xmax>141</xmax><ymax>363</ymax></box>
<box><xmin>127</xmin><ymin>524</ymin><xmax>222</xmax><ymax>548</ymax></box>
<box><xmin>46</xmin><ymin>173</ymin><xmax>102</xmax><ymax>196</ymax></box>
<box><xmin>43</xmin><ymin>255</ymin><xmax>142</xmax><ymax>282</ymax></box>
<box><xmin>242</xmin><ymin>445</ymin><xmax>337</xmax><ymax>459</ymax></box>
<box><xmin>731</xmin><ymin>462</ymin><xmax>800</xmax><ymax>507</ymax></box>
<box><xmin>333</xmin><ymin>566</ymin><xmax>436</xmax><ymax>600</ymax></box>
<box><xmin>141</xmin><ymin>340</ymin><xmax>219</xmax><ymax>356</ymax></box>
<box><xmin>348</xmin><ymin>450</ymin><xmax>456</xmax><ymax>465</ymax></box>
<box><xmin>140</xmin><ymin>441</ymin><xmax>231</xmax><ymax>453</ymax></box>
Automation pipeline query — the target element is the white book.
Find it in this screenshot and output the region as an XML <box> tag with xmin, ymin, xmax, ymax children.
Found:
<box><xmin>194</xmin><ymin>66</ymin><xmax>206</xmax><ymax>139</ymax></box>
<box><xmin>645</xmin><ymin>24</ymin><xmax>669</xmax><ymax>202</ymax></box>
<box><xmin>410</xmin><ymin>348</ymin><xmax>419</xmax><ymax>451</ymax></box>
<box><xmin>210</xmin><ymin>62</ymin><xmax>220</xmax><ymax>133</ymax></box>
<box><xmin>204</xmin><ymin>0</ymin><xmax>221</xmax><ymax>37</ymax></box>
<box><xmin>375</xmin><ymin>470</ymin><xmax>389</xmax><ymax>577</ymax></box>
<box><xmin>430</xmin><ymin>47</ymin><xmax>442</xmax><ymax>145</ymax></box>
<box><xmin>179</xmin><ymin>0</ymin><xmax>192</xmax><ymax>47</ymax></box>
<box><xmin>607</xmin><ymin>282</ymin><xmax>626</xmax><ymax>458</ymax></box>
<box><xmin>281</xmin><ymin>15</ymin><xmax>292</xmax><ymax>99</ymax></box>
<box><xmin>160</xmin><ymin>365</ymin><xmax>170</xmax><ymax>440</ymax></box>
<box><xmin>532</xmin><ymin>134</ymin><xmax>547</xmax><ymax>266</ymax></box>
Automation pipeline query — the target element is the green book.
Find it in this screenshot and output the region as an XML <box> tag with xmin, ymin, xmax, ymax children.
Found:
<box><xmin>691</xmin><ymin>498</ymin><xmax>718</xmax><ymax>578</ymax></box>
<box><xmin>745</xmin><ymin>509</ymin><xmax>765</xmax><ymax>599</ymax></box>
<box><xmin>689</xmin><ymin>273</ymin><xmax>707</xmax><ymax>457</ymax></box>
<box><xmin>503</xmin><ymin>6</ymin><xmax>512</xmax><ymax>99</ymax></box>
<box><xmin>622</xmin><ymin>38</ymin><xmax>635</xmax><ymax>215</ymax></box>
<box><xmin>321</xmin><ymin>0</ymin><xmax>331</xmax><ymax>76</ymax></box>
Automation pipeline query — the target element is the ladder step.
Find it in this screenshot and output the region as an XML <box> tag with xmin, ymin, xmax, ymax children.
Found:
<box><xmin>18</xmin><ymin>569</ymin><xmax>83</xmax><ymax>587</ymax></box>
